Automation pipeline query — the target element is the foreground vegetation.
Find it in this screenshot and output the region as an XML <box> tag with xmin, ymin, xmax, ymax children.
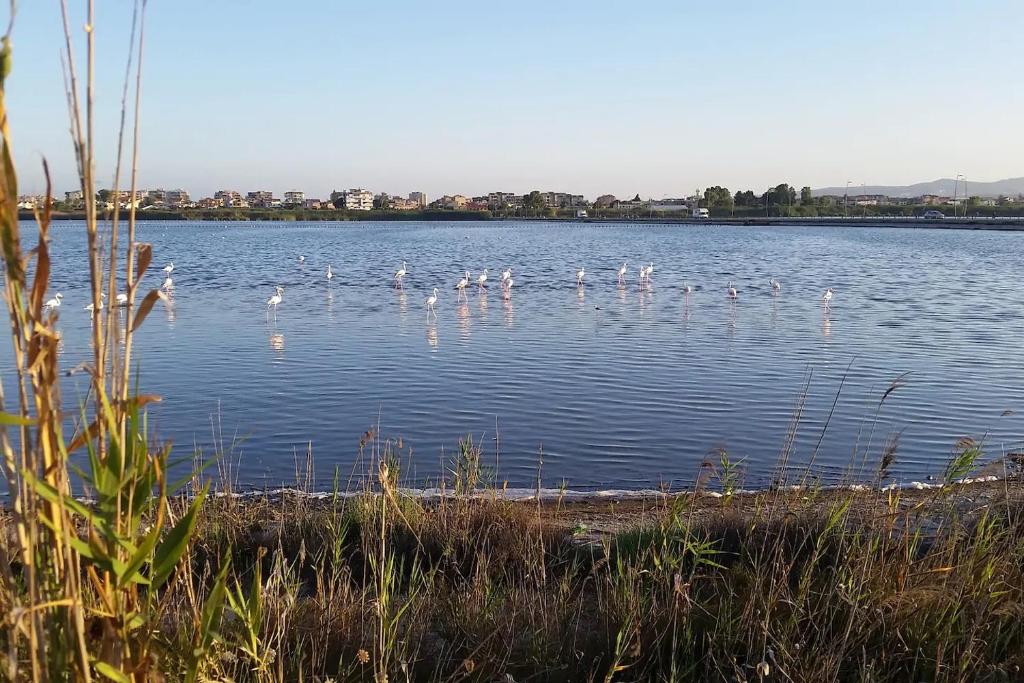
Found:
<box><xmin>2</xmin><ymin>3</ymin><xmax>1024</xmax><ymax>681</ymax></box>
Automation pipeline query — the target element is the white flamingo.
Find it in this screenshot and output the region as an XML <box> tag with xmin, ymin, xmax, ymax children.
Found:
<box><xmin>425</xmin><ymin>287</ymin><xmax>439</xmax><ymax>320</ymax></box>
<box><xmin>326</xmin><ymin>264</ymin><xmax>334</xmax><ymax>283</ymax></box>
<box><xmin>644</xmin><ymin>262</ymin><xmax>654</xmax><ymax>282</ymax></box>
<box><xmin>822</xmin><ymin>287</ymin><xmax>834</xmax><ymax>305</ymax></box>
<box><xmin>770</xmin><ymin>278</ymin><xmax>781</xmax><ymax>293</ymax></box>
<box><xmin>84</xmin><ymin>294</ymin><xmax>106</xmax><ymax>313</ymax></box>
<box><xmin>501</xmin><ymin>267</ymin><xmax>512</xmax><ymax>284</ymax></box>
<box><xmin>617</xmin><ymin>262</ymin><xmax>627</xmax><ymax>285</ymax></box>
<box><xmin>682</xmin><ymin>284</ymin><xmax>692</xmax><ymax>295</ymax></box>
<box><xmin>298</xmin><ymin>255</ymin><xmax>305</xmax><ymax>264</ymax></box>
<box><xmin>727</xmin><ymin>282</ymin><xmax>738</xmax><ymax>299</ymax></box>
<box><xmin>476</xmin><ymin>269</ymin><xmax>488</xmax><ymax>289</ymax></box>
<box><xmin>455</xmin><ymin>271</ymin><xmax>470</xmax><ymax>301</ymax></box>
<box><xmin>503</xmin><ymin>278</ymin><xmax>514</xmax><ymax>300</ymax></box>
<box><xmin>44</xmin><ymin>293</ymin><xmax>63</xmax><ymax>311</ymax></box>
<box><xmin>394</xmin><ymin>261</ymin><xmax>407</xmax><ymax>288</ymax></box>
<box><xmin>116</xmin><ymin>293</ymin><xmax>129</xmax><ymax>307</ymax></box>
<box><xmin>161</xmin><ymin>276</ymin><xmax>174</xmax><ymax>291</ymax></box>
<box><xmin>576</xmin><ymin>267</ymin><xmax>585</xmax><ymax>286</ymax></box>
<box><xmin>162</xmin><ymin>262</ymin><xmax>174</xmax><ymax>276</ymax></box>
<box><xmin>267</xmin><ymin>286</ymin><xmax>284</xmax><ymax>313</ymax></box>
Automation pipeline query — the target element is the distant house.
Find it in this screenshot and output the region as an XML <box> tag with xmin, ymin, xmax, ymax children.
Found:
<box><xmin>408</xmin><ymin>192</ymin><xmax>428</xmax><ymax>208</ymax></box>
<box><xmin>247</xmin><ymin>190</ymin><xmax>276</xmax><ymax>208</ymax></box>
<box><xmin>166</xmin><ymin>189</ymin><xmax>191</xmax><ymax>208</ymax></box>
<box><xmin>917</xmin><ymin>194</ymin><xmax>951</xmax><ymax>206</ymax></box>
<box><xmin>648</xmin><ymin>198</ymin><xmax>691</xmax><ymax>212</ymax></box>
<box><xmin>389</xmin><ymin>197</ymin><xmax>421</xmax><ymax>211</ymax></box>
<box><xmin>432</xmin><ymin>194</ymin><xmax>470</xmax><ymax>210</ymax></box>
<box><xmin>851</xmin><ymin>194</ymin><xmax>888</xmax><ymax>206</ymax></box>
<box><xmin>303</xmin><ymin>198</ymin><xmax>325</xmax><ymax>210</ymax></box>
<box><xmin>332</xmin><ymin>188</ymin><xmax>373</xmax><ymax>211</ymax></box>
<box><xmin>615</xmin><ymin>193</ymin><xmax>647</xmax><ymax>211</ymax></box>
<box><xmin>486</xmin><ymin>191</ymin><xmax>523</xmax><ymax>210</ymax></box>
<box><xmin>283</xmin><ymin>190</ymin><xmax>305</xmax><ymax>206</ymax></box>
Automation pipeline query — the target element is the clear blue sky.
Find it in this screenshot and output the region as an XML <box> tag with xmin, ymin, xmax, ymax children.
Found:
<box><xmin>6</xmin><ymin>0</ymin><xmax>1022</xmax><ymax>200</ymax></box>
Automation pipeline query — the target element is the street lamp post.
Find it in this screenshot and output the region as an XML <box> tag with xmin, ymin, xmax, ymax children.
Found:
<box><xmin>844</xmin><ymin>180</ymin><xmax>852</xmax><ymax>217</ymax></box>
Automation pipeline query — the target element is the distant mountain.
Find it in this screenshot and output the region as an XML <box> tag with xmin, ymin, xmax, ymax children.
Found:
<box><xmin>812</xmin><ymin>177</ymin><xmax>1024</xmax><ymax>199</ymax></box>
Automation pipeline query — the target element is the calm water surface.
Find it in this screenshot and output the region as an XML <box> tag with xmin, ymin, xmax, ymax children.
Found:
<box><xmin>9</xmin><ymin>220</ymin><xmax>1024</xmax><ymax>490</ymax></box>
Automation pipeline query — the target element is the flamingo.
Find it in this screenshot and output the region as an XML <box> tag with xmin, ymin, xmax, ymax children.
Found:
<box><xmin>116</xmin><ymin>293</ymin><xmax>129</xmax><ymax>307</ymax></box>
<box><xmin>326</xmin><ymin>264</ymin><xmax>334</xmax><ymax>283</ymax></box>
<box><xmin>682</xmin><ymin>284</ymin><xmax>692</xmax><ymax>295</ymax></box>
<box><xmin>455</xmin><ymin>271</ymin><xmax>470</xmax><ymax>300</ymax></box>
<box><xmin>394</xmin><ymin>261</ymin><xmax>407</xmax><ymax>288</ymax></box>
<box><xmin>299</xmin><ymin>255</ymin><xmax>306</xmax><ymax>264</ymax></box>
<box><xmin>645</xmin><ymin>262</ymin><xmax>654</xmax><ymax>282</ymax></box>
<box><xmin>770</xmin><ymin>278</ymin><xmax>781</xmax><ymax>293</ymax></box>
<box><xmin>476</xmin><ymin>269</ymin><xmax>488</xmax><ymax>289</ymax></box>
<box><xmin>162</xmin><ymin>262</ymin><xmax>174</xmax><ymax>276</ymax></box>
<box><xmin>617</xmin><ymin>262</ymin><xmax>628</xmax><ymax>285</ymax></box>
<box><xmin>161</xmin><ymin>276</ymin><xmax>174</xmax><ymax>291</ymax></box>
<box><xmin>576</xmin><ymin>267</ymin><xmax>585</xmax><ymax>286</ymax></box>
<box><xmin>84</xmin><ymin>294</ymin><xmax>106</xmax><ymax>313</ymax></box>
<box><xmin>44</xmin><ymin>293</ymin><xmax>63</xmax><ymax>311</ymax></box>
<box><xmin>425</xmin><ymin>287</ymin><xmax>439</xmax><ymax>320</ymax></box>
<box><xmin>727</xmin><ymin>282</ymin><xmax>738</xmax><ymax>299</ymax></box>
<box><xmin>267</xmin><ymin>286</ymin><xmax>284</xmax><ymax>315</ymax></box>
<box><xmin>503</xmin><ymin>278</ymin><xmax>514</xmax><ymax>300</ymax></box>
<box><xmin>822</xmin><ymin>288</ymin><xmax>834</xmax><ymax>305</ymax></box>
<box><xmin>501</xmin><ymin>267</ymin><xmax>512</xmax><ymax>284</ymax></box>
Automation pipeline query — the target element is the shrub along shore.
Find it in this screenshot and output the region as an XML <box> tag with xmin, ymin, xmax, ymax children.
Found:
<box><xmin>9</xmin><ymin>451</ymin><xmax>1024</xmax><ymax>681</ymax></box>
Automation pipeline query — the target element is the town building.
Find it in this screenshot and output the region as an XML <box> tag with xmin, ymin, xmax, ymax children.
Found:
<box><xmin>303</xmin><ymin>198</ymin><xmax>325</xmax><ymax>210</ymax></box>
<box><xmin>431</xmin><ymin>194</ymin><xmax>470</xmax><ymax>210</ymax></box>
<box><xmin>389</xmin><ymin>196</ymin><xmax>421</xmax><ymax>210</ymax></box>
<box><xmin>850</xmin><ymin>194</ymin><xmax>888</xmax><ymax>206</ymax></box>
<box><xmin>246</xmin><ymin>190</ymin><xmax>276</xmax><ymax>208</ymax></box>
<box><xmin>408</xmin><ymin>192</ymin><xmax>428</xmax><ymax>208</ymax></box>
<box><xmin>283</xmin><ymin>190</ymin><xmax>305</xmax><ymax>206</ymax></box>
<box><xmin>486</xmin><ymin>192</ymin><xmax>523</xmax><ymax>209</ymax></box>
<box><xmin>648</xmin><ymin>198</ymin><xmax>691</xmax><ymax>212</ymax></box>
<box><xmin>65</xmin><ymin>190</ymin><xmax>84</xmax><ymax>203</ymax></box>
<box><xmin>614</xmin><ymin>194</ymin><xmax>647</xmax><ymax>211</ymax></box>
<box><xmin>165</xmin><ymin>190</ymin><xmax>191</xmax><ymax>208</ymax></box>
<box><xmin>213</xmin><ymin>190</ymin><xmax>243</xmax><ymax>207</ymax></box>
<box><xmin>331</xmin><ymin>188</ymin><xmax>373</xmax><ymax>211</ymax></box>
<box><xmin>542</xmin><ymin>192</ymin><xmax>586</xmax><ymax>209</ymax></box>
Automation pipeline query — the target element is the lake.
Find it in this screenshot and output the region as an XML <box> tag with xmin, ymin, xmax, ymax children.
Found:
<box><xmin>8</xmin><ymin>220</ymin><xmax>1024</xmax><ymax>491</ymax></box>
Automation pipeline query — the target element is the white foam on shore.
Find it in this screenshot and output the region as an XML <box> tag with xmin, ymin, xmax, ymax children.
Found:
<box><xmin>210</xmin><ymin>475</ymin><xmax>1005</xmax><ymax>503</ymax></box>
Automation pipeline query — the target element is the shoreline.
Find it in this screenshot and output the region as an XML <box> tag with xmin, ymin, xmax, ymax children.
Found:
<box><xmin>22</xmin><ymin>210</ymin><xmax>1024</xmax><ymax>230</ymax></box>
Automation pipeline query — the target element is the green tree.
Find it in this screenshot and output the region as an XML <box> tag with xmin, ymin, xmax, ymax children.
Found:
<box><xmin>523</xmin><ymin>190</ymin><xmax>546</xmax><ymax>216</ymax></box>
<box><xmin>703</xmin><ymin>186</ymin><xmax>734</xmax><ymax>216</ymax></box>
<box><xmin>734</xmin><ymin>190</ymin><xmax>758</xmax><ymax>207</ymax></box>
<box><xmin>800</xmin><ymin>186</ymin><xmax>813</xmax><ymax>205</ymax></box>
<box><xmin>373</xmin><ymin>193</ymin><xmax>391</xmax><ymax>210</ymax></box>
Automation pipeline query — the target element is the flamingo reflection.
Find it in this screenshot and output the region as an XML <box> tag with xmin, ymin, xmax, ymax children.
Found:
<box><xmin>269</xmin><ymin>332</ymin><xmax>285</xmax><ymax>356</ymax></box>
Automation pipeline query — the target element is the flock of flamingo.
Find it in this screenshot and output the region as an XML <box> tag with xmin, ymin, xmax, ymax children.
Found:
<box><xmin>39</xmin><ymin>255</ymin><xmax>836</xmax><ymax>322</ymax></box>
<box><xmin>43</xmin><ymin>261</ymin><xmax>178</xmax><ymax>313</ymax></box>
<box><xmin>263</xmin><ymin>256</ymin><xmax>836</xmax><ymax>321</ymax></box>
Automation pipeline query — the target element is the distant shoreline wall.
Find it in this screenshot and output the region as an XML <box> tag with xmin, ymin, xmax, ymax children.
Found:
<box><xmin>19</xmin><ymin>211</ymin><xmax>1024</xmax><ymax>231</ymax></box>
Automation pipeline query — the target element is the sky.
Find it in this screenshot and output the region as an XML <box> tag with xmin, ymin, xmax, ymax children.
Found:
<box><xmin>5</xmin><ymin>0</ymin><xmax>1023</xmax><ymax>200</ymax></box>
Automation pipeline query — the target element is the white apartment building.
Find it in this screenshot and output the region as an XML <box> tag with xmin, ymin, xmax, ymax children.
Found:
<box><xmin>283</xmin><ymin>190</ymin><xmax>305</xmax><ymax>206</ymax></box>
<box><xmin>342</xmin><ymin>188</ymin><xmax>373</xmax><ymax>211</ymax></box>
<box><xmin>408</xmin><ymin>191</ymin><xmax>428</xmax><ymax>208</ymax></box>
